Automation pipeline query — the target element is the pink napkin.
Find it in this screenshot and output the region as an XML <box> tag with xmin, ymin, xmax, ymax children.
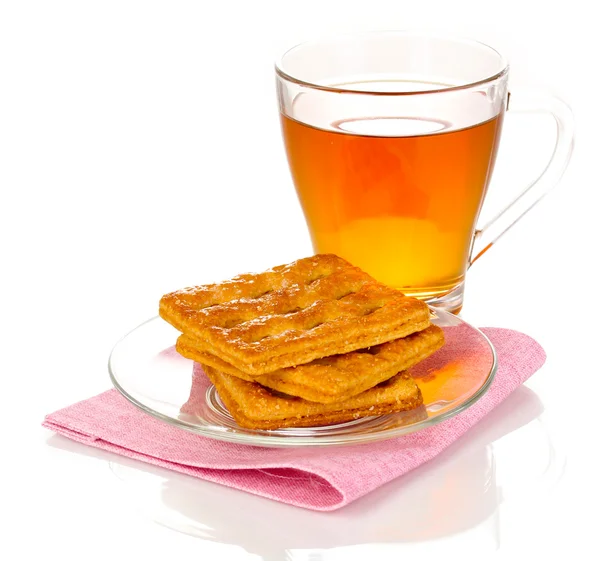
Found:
<box><xmin>43</xmin><ymin>328</ymin><xmax>545</xmax><ymax>511</ymax></box>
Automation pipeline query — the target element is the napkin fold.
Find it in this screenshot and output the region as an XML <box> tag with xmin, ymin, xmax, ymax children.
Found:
<box><xmin>43</xmin><ymin>328</ymin><xmax>545</xmax><ymax>511</ymax></box>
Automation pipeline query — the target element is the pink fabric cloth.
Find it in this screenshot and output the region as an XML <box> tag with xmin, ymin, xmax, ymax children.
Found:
<box><xmin>43</xmin><ymin>328</ymin><xmax>545</xmax><ymax>511</ymax></box>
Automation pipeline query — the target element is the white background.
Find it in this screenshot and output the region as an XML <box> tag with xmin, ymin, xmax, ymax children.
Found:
<box><xmin>1</xmin><ymin>0</ymin><xmax>598</xmax><ymax>559</ymax></box>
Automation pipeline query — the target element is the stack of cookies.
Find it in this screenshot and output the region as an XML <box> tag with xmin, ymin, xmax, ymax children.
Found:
<box><xmin>159</xmin><ymin>254</ymin><xmax>444</xmax><ymax>430</ymax></box>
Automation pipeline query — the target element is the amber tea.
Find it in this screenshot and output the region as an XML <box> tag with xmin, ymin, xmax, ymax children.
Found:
<box><xmin>276</xmin><ymin>32</ymin><xmax>573</xmax><ymax>312</ymax></box>
<box><xmin>281</xmin><ymin>112</ymin><xmax>504</xmax><ymax>299</ymax></box>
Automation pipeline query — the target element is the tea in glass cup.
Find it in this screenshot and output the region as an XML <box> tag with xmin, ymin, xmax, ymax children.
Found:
<box><xmin>276</xmin><ymin>32</ymin><xmax>573</xmax><ymax>312</ymax></box>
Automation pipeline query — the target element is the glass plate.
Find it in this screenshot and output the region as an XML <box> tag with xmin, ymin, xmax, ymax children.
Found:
<box><xmin>108</xmin><ymin>309</ymin><xmax>497</xmax><ymax>447</ymax></box>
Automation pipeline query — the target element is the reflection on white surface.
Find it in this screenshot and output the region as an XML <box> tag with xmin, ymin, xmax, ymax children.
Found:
<box><xmin>102</xmin><ymin>386</ymin><xmax>563</xmax><ymax>558</ymax></box>
<box><xmin>47</xmin><ymin>385</ymin><xmax>564</xmax><ymax>559</ymax></box>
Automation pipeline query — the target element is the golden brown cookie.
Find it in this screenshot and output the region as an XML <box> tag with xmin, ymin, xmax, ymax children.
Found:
<box><xmin>160</xmin><ymin>254</ymin><xmax>430</xmax><ymax>375</ymax></box>
<box><xmin>202</xmin><ymin>364</ymin><xmax>424</xmax><ymax>430</ymax></box>
<box><xmin>177</xmin><ymin>325</ymin><xmax>444</xmax><ymax>403</ymax></box>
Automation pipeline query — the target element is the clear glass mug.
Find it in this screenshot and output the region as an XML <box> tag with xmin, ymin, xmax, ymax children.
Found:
<box><xmin>276</xmin><ymin>31</ymin><xmax>574</xmax><ymax>313</ymax></box>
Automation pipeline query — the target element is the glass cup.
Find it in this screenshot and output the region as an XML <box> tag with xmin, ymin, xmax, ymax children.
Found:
<box><xmin>276</xmin><ymin>31</ymin><xmax>574</xmax><ymax>313</ymax></box>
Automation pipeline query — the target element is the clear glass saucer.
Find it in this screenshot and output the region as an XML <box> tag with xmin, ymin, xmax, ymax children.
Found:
<box><xmin>108</xmin><ymin>309</ymin><xmax>497</xmax><ymax>447</ymax></box>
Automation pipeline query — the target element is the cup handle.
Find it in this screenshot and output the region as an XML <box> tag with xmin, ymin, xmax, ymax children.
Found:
<box><xmin>469</xmin><ymin>90</ymin><xmax>575</xmax><ymax>266</ymax></box>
